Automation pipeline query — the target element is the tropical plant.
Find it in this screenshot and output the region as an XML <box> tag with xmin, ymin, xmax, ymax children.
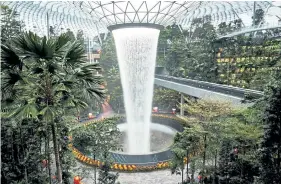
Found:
<box><xmin>1</xmin><ymin>5</ymin><xmax>24</xmax><ymax>44</ymax></box>
<box><xmin>1</xmin><ymin>118</ymin><xmax>49</xmax><ymax>184</ymax></box>
<box><xmin>72</xmin><ymin>118</ymin><xmax>121</xmax><ymax>184</ymax></box>
<box><xmin>164</xmin><ymin>24</ymin><xmax>189</xmax><ymax>77</ymax></box>
<box><xmin>1</xmin><ymin>31</ymin><xmax>106</xmax><ymax>183</ymax></box>
<box><xmin>76</xmin><ymin>30</ymin><xmax>85</xmax><ymax>46</ymax></box>
<box><xmin>65</xmin><ymin>28</ymin><xmax>76</xmax><ymax>41</ymax></box>
<box><xmin>182</xmin><ymin>98</ymin><xmax>233</xmax><ymax>175</ymax></box>
<box><xmin>153</xmin><ymin>87</ymin><xmax>179</xmax><ymax>111</ymax></box>
<box><xmin>99</xmin><ymin>35</ymin><xmax>124</xmax><ymax>112</ymax></box>
<box><xmin>156</xmin><ymin>27</ymin><xmax>171</xmax><ymax>66</ymax></box>
<box><xmin>98</xmin><ymin>163</ymin><xmax>120</xmax><ymax>184</ymax></box>
<box><xmin>260</xmin><ymin>72</ymin><xmax>281</xmax><ymax>184</ymax></box>
<box><xmin>180</xmin><ymin>98</ymin><xmax>262</xmax><ymax>183</ymax></box>
<box><xmin>171</xmin><ymin>125</ymin><xmax>204</xmax><ymax>184</ymax></box>
<box><xmin>185</xmin><ymin>19</ymin><xmax>218</xmax><ymax>82</ymax></box>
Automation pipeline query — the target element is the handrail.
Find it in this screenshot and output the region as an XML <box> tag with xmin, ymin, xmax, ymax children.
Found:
<box><xmin>155</xmin><ymin>75</ymin><xmax>264</xmax><ymax>99</ymax></box>
<box><xmin>218</xmin><ymin>23</ymin><xmax>281</xmax><ymax>39</ymax></box>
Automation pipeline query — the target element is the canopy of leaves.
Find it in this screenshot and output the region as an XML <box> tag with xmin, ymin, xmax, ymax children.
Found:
<box><xmin>1</xmin><ymin>5</ymin><xmax>24</xmax><ymax>44</ymax></box>
<box><xmin>72</xmin><ymin>118</ymin><xmax>121</xmax><ymax>159</ymax></box>
<box><xmin>153</xmin><ymin>87</ymin><xmax>179</xmax><ymax>111</ymax></box>
<box><xmin>1</xmin><ymin>31</ymin><xmax>106</xmax><ymax>183</ymax></box>
<box><xmin>260</xmin><ymin>73</ymin><xmax>281</xmax><ymax>184</ymax></box>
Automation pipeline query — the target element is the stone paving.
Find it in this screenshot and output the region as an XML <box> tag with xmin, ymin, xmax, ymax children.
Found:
<box><xmin>117</xmin><ymin>170</ymin><xmax>182</xmax><ymax>184</ymax></box>
<box><xmin>81</xmin><ymin>169</ymin><xmax>183</xmax><ymax>184</ymax></box>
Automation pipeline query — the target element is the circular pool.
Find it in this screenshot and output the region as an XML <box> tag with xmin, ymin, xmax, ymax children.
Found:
<box><xmin>107</xmin><ymin>115</ymin><xmax>183</xmax><ymax>166</ymax></box>
<box><xmin>71</xmin><ymin>114</ymin><xmax>185</xmax><ymax>170</ymax></box>
<box><xmin>117</xmin><ymin>123</ymin><xmax>177</xmax><ymax>153</ymax></box>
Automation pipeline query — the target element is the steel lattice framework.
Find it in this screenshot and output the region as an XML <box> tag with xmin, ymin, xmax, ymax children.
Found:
<box><xmin>2</xmin><ymin>1</ymin><xmax>277</xmax><ymax>38</ymax></box>
<box><xmin>76</xmin><ymin>1</ymin><xmax>200</xmax><ymax>26</ymax></box>
<box><xmin>180</xmin><ymin>1</ymin><xmax>272</xmax><ymax>27</ymax></box>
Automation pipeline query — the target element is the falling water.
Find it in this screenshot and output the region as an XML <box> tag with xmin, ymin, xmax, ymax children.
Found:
<box><xmin>112</xmin><ymin>27</ymin><xmax>160</xmax><ymax>154</ymax></box>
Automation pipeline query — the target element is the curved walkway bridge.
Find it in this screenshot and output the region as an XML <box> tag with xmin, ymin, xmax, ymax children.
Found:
<box><xmin>154</xmin><ymin>75</ymin><xmax>263</xmax><ymax>106</ymax></box>
<box><xmin>218</xmin><ymin>23</ymin><xmax>281</xmax><ymax>39</ymax></box>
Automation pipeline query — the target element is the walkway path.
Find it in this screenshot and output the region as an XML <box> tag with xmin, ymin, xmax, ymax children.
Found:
<box><xmin>117</xmin><ymin>170</ymin><xmax>182</xmax><ymax>184</ymax></box>
<box><xmin>80</xmin><ymin>168</ymin><xmax>182</xmax><ymax>184</ymax></box>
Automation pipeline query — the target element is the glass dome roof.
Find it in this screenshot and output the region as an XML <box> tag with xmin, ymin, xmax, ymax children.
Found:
<box><xmin>2</xmin><ymin>1</ymin><xmax>279</xmax><ymax>37</ymax></box>
<box><xmin>76</xmin><ymin>1</ymin><xmax>200</xmax><ymax>26</ymax></box>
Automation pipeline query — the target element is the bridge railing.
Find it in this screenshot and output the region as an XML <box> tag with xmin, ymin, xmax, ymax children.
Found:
<box><xmin>155</xmin><ymin>75</ymin><xmax>263</xmax><ymax>99</ymax></box>
<box><xmin>218</xmin><ymin>22</ymin><xmax>281</xmax><ymax>39</ymax></box>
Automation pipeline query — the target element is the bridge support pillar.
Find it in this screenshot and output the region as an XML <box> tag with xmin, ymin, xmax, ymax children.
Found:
<box><xmin>180</xmin><ymin>93</ymin><xmax>184</xmax><ymax>116</ymax></box>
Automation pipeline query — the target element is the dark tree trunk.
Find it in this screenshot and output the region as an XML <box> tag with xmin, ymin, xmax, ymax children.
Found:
<box><xmin>202</xmin><ymin>134</ymin><xmax>207</xmax><ymax>177</ymax></box>
<box><xmin>182</xmin><ymin>167</ymin><xmax>184</xmax><ymax>184</ymax></box>
<box><xmin>25</xmin><ymin>167</ymin><xmax>28</xmax><ymax>183</ymax></box>
<box><xmin>214</xmin><ymin>149</ymin><xmax>218</xmax><ymax>184</ymax></box>
<box><xmin>47</xmin><ymin>134</ymin><xmax>52</xmax><ymax>184</ymax></box>
<box><xmin>277</xmin><ymin>131</ymin><xmax>281</xmax><ymax>178</ymax></box>
<box><xmin>51</xmin><ymin>123</ymin><xmax>63</xmax><ymax>183</ymax></box>
<box><xmin>94</xmin><ymin>154</ymin><xmax>97</xmax><ymax>184</ymax></box>
<box><xmin>186</xmin><ymin>149</ymin><xmax>189</xmax><ymax>180</ymax></box>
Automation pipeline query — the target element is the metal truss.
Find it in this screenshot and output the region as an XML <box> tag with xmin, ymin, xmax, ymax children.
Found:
<box><xmin>179</xmin><ymin>1</ymin><xmax>272</xmax><ymax>28</ymax></box>
<box><xmin>2</xmin><ymin>1</ymin><xmax>104</xmax><ymax>38</ymax></box>
<box><xmin>75</xmin><ymin>1</ymin><xmax>200</xmax><ymax>26</ymax></box>
<box><xmin>2</xmin><ymin>1</ymin><xmax>276</xmax><ymax>38</ymax></box>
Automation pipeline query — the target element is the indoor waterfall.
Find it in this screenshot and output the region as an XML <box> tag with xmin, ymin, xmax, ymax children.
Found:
<box><xmin>112</xmin><ymin>27</ymin><xmax>160</xmax><ymax>154</ymax></box>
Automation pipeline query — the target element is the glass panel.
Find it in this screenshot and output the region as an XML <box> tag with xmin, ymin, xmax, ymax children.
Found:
<box><xmin>124</xmin><ymin>13</ymin><xmax>135</xmax><ymax>23</ymax></box>
<box><xmin>137</xmin><ymin>12</ymin><xmax>148</xmax><ymax>23</ymax></box>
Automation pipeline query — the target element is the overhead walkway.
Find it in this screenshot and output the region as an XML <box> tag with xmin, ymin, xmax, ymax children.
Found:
<box><xmin>218</xmin><ymin>23</ymin><xmax>281</xmax><ymax>39</ymax></box>
<box><xmin>154</xmin><ymin>75</ymin><xmax>263</xmax><ymax>105</ymax></box>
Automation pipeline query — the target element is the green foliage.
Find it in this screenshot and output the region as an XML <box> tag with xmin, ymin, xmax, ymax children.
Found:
<box><xmin>76</xmin><ymin>30</ymin><xmax>85</xmax><ymax>46</ymax></box>
<box><xmin>1</xmin><ymin>5</ymin><xmax>24</xmax><ymax>44</ymax></box>
<box><xmin>72</xmin><ymin>118</ymin><xmax>121</xmax><ymax>184</ymax></box>
<box><xmin>180</xmin><ymin>98</ymin><xmax>263</xmax><ymax>183</ymax></box>
<box><xmin>153</xmin><ymin>87</ymin><xmax>179</xmax><ymax>111</ymax></box>
<box><xmin>216</xmin><ymin>12</ymin><xmax>280</xmax><ymax>90</ymax></box>
<box><xmin>72</xmin><ymin>118</ymin><xmax>121</xmax><ymax>158</ymax></box>
<box><xmin>171</xmin><ymin>125</ymin><xmax>204</xmax><ymax>181</ymax></box>
<box><xmin>156</xmin><ymin>27</ymin><xmax>171</xmax><ymax>66</ymax></box>
<box><xmin>158</xmin><ymin>18</ymin><xmax>218</xmax><ymax>81</ymax></box>
<box><xmin>218</xmin><ymin>139</ymin><xmax>232</xmax><ymax>183</ymax></box>
<box><xmin>98</xmin><ymin>162</ymin><xmax>120</xmax><ymax>184</ymax></box>
<box><xmin>99</xmin><ymin>35</ymin><xmax>124</xmax><ymax>112</ymax></box>
<box><xmin>1</xmin><ymin>31</ymin><xmax>106</xmax><ymax>183</ymax></box>
<box><xmin>186</xmin><ymin>20</ymin><xmax>217</xmax><ymax>82</ymax></box>
<box><xmin>213</xmin><ymin>106</ymin><xmax>263</xmax><ymax>183</ymax></box>
<box><xmin>164</xmin><ymin>24</ymin><xmax>189</xmax><ymax>77</ymax></box>
<box><xmin>1</xmin><ymin>119</ymin><xmax>48</xmax><ymax>184</ymax></box>
<box><xmin>182</xmin><ymin>98</ymin><xmax>233</xmax><ymax>121</ymax></box>
<box><xmin>218</xmin><ymin>139</ymin><xmax>260</xmax><ymax>184</ymax></box>
<box><xmin>260</xmin><ymin>73</ymin><xmax>281</xmax><ymax>184</ymax></box>
<box><xmin>65</xmin><ymin>28</ymin><xmax>76</xmax><ymax>41</ymax></box>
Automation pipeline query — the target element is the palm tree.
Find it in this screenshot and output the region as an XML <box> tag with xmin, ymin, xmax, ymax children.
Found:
<box><xmin>1</xmin><ymin>31</ymin><xmax>106</xmax><ymax>183</ymax></box>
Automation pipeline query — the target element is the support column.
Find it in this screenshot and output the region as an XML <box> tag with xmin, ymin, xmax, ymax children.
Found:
<box><xmin>180</xmin><ymin>93</ymin><xmax>184</xmax><ymax>116</ymax></box>
<box><xmin>253</xmin><ymin>1</ymin><xmax>256</xmax><ymax>26</ymax></box>
<box><xmin>46</xmin><ymin>12</ymin><xmax>50</xmax><ymax>39</ymax></box>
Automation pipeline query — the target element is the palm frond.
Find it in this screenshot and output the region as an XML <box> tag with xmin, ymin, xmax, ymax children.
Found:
<box><xmin>1</xmin><ymin>72</ymin><xmax>22</xmax><ymax>97</ymax></box>
<box><xmin>1</xmin><ymin>31</ymin><xmax>107</xmax><ymax>127</ymax></box>
<box><xmin>12</xmin><ymin>31</ymin><xmax>55</xmax><ymax>60</ymax></box>
<box><xmin>84</xmin><ymin>87</ymin><xmax>106</xmax><ymax>102</ymax></box>
<box><xmin>1</xmin><ymin>44</ymin><xmax>23</xmax><ymax>71</ymax></box>
<box><xmin>74</xmin><ymin>72</ymin><xmax>105</xmax><ymax>86</ymax></box>
<box><xmin>63</xmin><ymin>41</ymin><xmax>87</xmax><ymax>67</ymax></box>
<box><xmin>80</xmin><ymin>62</ymin><xmax>102</xmax><ymax>71</ymax></box>
<box><xmin>54</xmin><ymin>33</ymin><xmax>72</xmax><ymax>52</ymax></box>
<box><xmin>39</xmin><ymin>106</ymin><xmax>56</xmax><ymax>122</ymax></box>
<box><xmin>7</xmin><ymin>102</ymin><xmax>38</xmax><ymax>121</ymax></box>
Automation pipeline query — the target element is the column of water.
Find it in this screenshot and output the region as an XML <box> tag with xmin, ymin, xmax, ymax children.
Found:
<box><xmin>112</xmin><ymin>27</ymin><xmax>160</xmax><ymax>154</ymax></box>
